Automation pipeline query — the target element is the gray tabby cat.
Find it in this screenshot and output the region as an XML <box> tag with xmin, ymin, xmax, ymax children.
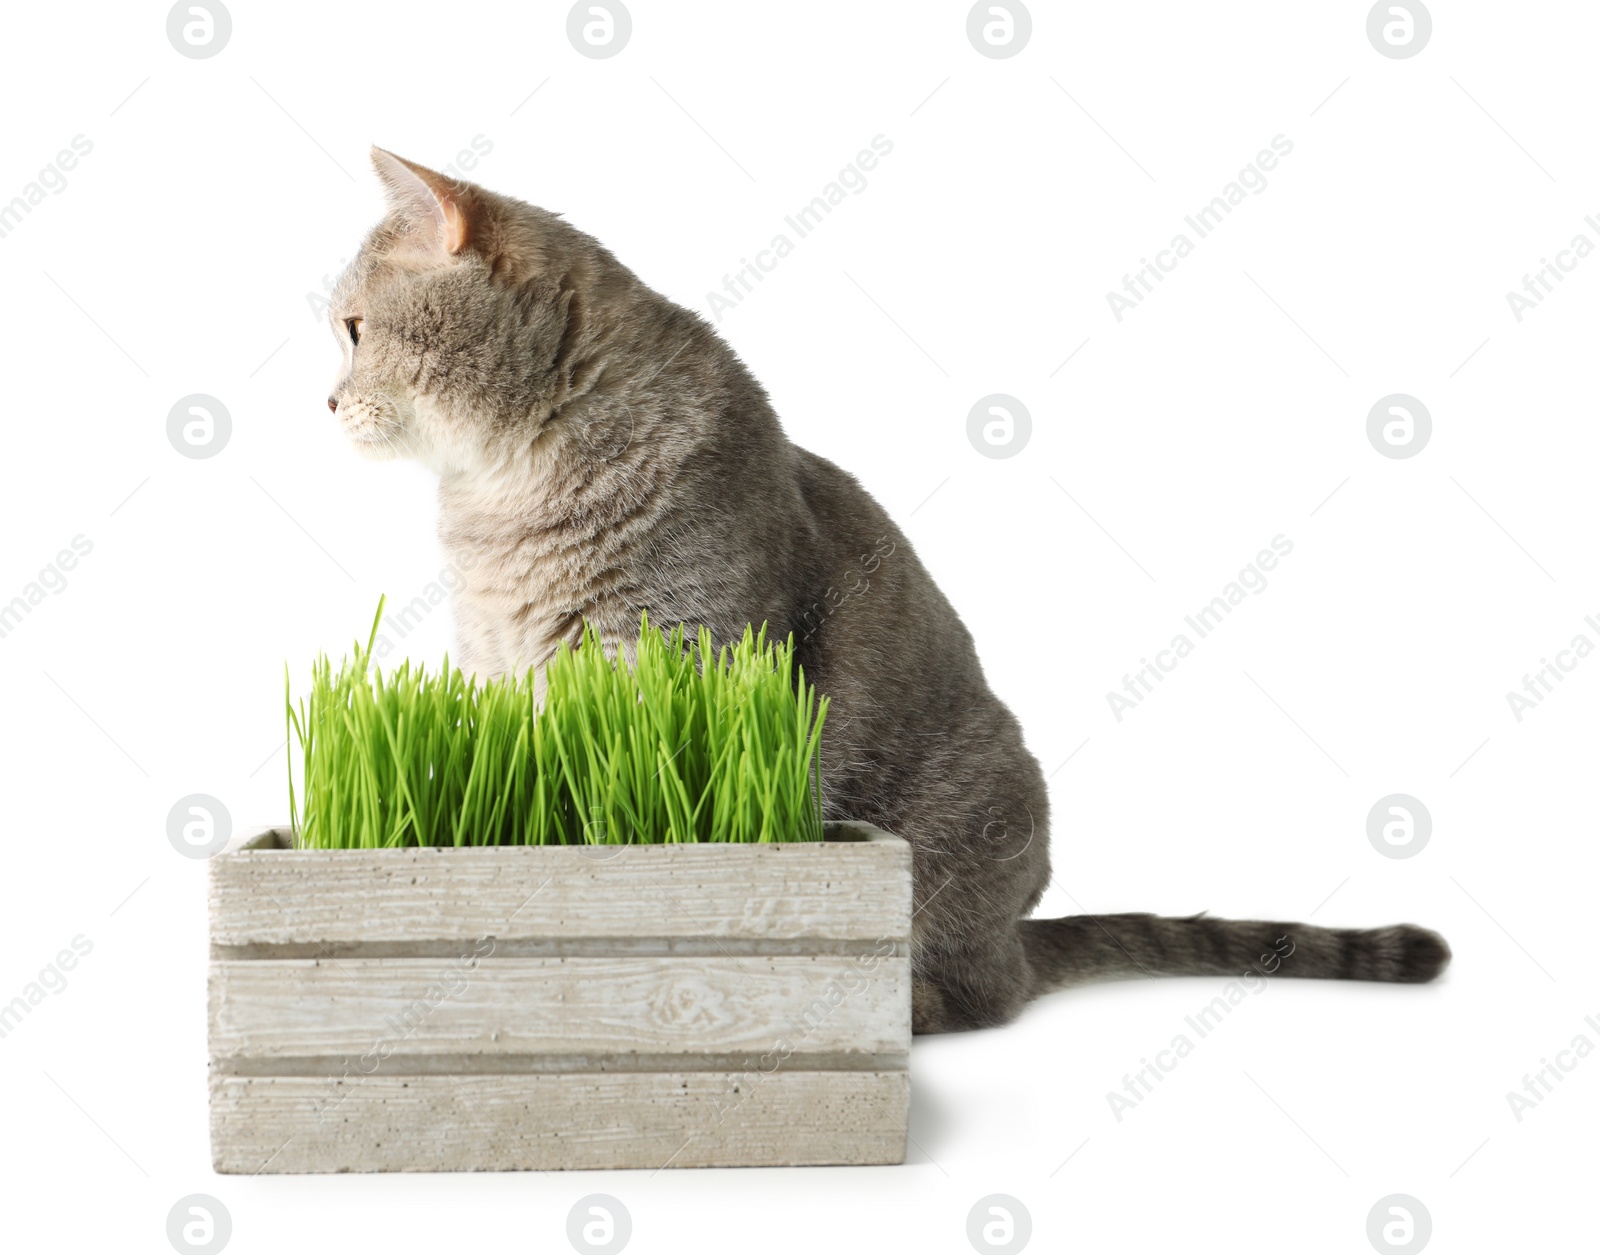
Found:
<box><xmin>327</xmin><ymin>149</ymin><xmax>1449</xmax><ymax>1033</ymax></box>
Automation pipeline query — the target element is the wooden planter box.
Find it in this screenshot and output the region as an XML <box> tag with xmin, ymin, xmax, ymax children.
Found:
<box><xmin>207</xmin><ymin>822</ymin><xmax>911</xmax><ymax>1172</ymax></box>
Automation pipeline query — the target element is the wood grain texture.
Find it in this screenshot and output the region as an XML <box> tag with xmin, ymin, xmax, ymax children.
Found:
<box><xmin>210</xmin><ymin>1070</ymin><xmax>910</xmax><ymax>1171</ymax></box>
<box><xmin>209</xmin><ymin>825</ymin><xmax>911</xmax><ymax>947</ymax></box>
<box><xmin>207</xmin><ymin>823</ymin><xmax>912</xmax><ymax>1170</ymax></box>
<box><xmin>210</xmin><ymin>954</ymin><xmax>910</xmax><ymax>1061</ymax></box>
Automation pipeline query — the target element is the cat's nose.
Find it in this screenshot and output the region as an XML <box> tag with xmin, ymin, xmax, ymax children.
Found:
<box><xmin>327</xmin><ymin>397</ymin><xmax>338</xmax><ymax>414</ymax></box>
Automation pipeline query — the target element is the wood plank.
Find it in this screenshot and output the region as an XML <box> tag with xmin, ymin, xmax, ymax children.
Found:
<box><xmin>209</xmin><ymin>828</ymin><xmax>911</xmax><ymax>947</ymax></box>
<box><xmin>210</xmin><ymin>1070</ymin><xmax>910</xmax><ymax>1171</ymax></box>
<box><xmin>210</xmin><ymin>955</ymin><xmax>910</xmax><ymax>1061</ymax></box>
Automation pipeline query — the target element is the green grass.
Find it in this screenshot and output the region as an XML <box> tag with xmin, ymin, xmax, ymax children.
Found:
<box><xmin>286</xmin><ymin>600</ymin><xmax>829</xmax><ymax>849</ymax></box>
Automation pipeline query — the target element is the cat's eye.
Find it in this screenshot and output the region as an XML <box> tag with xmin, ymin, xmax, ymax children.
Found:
<box><xmin>346</xmin><ymin>317</ymin><xmax>363</xmax><ymax>346</ymax></box>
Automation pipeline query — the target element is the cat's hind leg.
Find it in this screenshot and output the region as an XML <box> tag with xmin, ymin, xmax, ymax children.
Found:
<box><xmin>911</xmin><ymin>928</ymin><xmax>1035</xmax><ymax>1034</ymax></box>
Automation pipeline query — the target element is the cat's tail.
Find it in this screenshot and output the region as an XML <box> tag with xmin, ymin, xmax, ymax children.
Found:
<box><xmin>1020</xmin><ymin>912</ymin><xmax>1450</xmax><ymax>991</ymax></box>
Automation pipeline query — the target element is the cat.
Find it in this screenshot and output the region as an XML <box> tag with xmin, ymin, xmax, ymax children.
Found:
<box><xmin>326</xmin><ymin>148</ymin><xmax>1450</xmax><ymax>1033</ymax></box>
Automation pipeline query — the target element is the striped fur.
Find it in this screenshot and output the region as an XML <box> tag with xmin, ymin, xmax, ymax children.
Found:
<box><xmin>1020</xmin><ymin>915</ymin><xmax>1451</xmax><ymax>986</ymax></box>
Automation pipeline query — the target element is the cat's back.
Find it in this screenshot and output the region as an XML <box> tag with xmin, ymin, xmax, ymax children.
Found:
<box><xmin>785</xmin><ymin>443</ymin><xmax>990</xmax><ymax>701</ymax></box>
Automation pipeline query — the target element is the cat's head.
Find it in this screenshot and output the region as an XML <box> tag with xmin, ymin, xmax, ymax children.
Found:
<box><xmin>326</xmin><ymin>148</ymin><xmax>628</xmax><ymax>473</ymax></box>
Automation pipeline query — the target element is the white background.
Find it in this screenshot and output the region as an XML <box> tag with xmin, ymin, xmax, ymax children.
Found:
<box><xmin>0</xmin><ymin>1</ymin><xmax>1593</xmax><ymax>1251</ymax></box>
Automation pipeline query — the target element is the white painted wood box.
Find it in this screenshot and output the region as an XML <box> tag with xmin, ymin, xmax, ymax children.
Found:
<box><xmin>207</xmin><ymin>822</ymin><xmax>912</xmax><ymax>1172</ymax></box>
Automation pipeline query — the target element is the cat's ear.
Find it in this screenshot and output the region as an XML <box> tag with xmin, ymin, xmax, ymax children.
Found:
<box><xmin>370</xmin><ymin>147</ymin><xmax>477</xmax><ymax>256</ymax></box>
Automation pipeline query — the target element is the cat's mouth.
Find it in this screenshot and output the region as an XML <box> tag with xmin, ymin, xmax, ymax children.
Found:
<box><xmin>335</xmin><ymin>399</ymin><xmax>407</xmax><ymax>459</ymax></box>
